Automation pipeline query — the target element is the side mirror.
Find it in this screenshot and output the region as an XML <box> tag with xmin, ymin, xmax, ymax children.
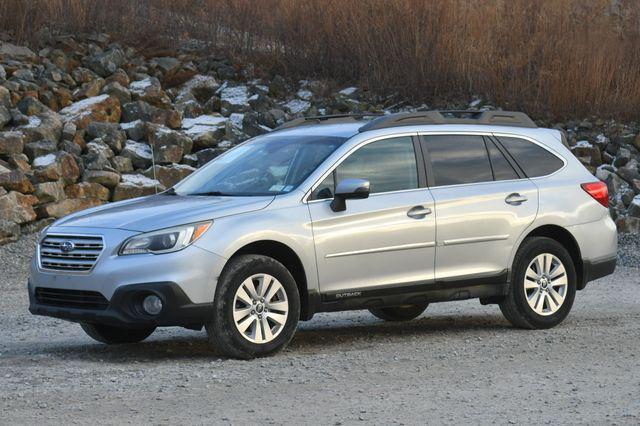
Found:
<box><xmin>330</xmin><ymin>178</ymin><xmax>370</xmax><ymax>212</ymax></box>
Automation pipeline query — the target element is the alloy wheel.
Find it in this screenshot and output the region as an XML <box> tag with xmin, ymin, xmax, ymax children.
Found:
<box><xmin>523</xmin><ymin>253</ymin><xmax>568</xmax><ymax>316</ymax></box>
<box><xmin>232</xmin><ymin>273</ymin><xmax>289</xmax><ymax>344</ymax></box>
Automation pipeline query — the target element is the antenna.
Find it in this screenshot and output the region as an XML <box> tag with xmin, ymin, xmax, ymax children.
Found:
<box><xmin>148</xmin><ymin>139</ymin><xmax>158</xmax><ymax>194</ymax></box>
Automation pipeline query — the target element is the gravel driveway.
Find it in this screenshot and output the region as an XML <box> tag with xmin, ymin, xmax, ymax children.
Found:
<box><xmin>1</xmin><ymin>235</ymin><xmax>639</xmax><ymax>425</ymax></box>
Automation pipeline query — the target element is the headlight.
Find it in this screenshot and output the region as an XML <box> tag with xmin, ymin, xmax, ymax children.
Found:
<box><xmin>119</xmin><ymin>221</ymin><xmax>212</xmax><ymax>255</ymax></box>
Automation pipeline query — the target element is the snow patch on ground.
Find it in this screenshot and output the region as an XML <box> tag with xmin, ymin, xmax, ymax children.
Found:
<box><xmin>220</xmin><ymin>85</ymin><xmax>249</xmax><ymax>106</ymax></box>
<box><xmin>33</xmin><ymin>154</ymin><xmax>57</xmax><ymax>167</ymax></box>
<box><xmin>296</xmin><ymin>89</ymin><xmax>313</xmax><ymax>100</ymax></box>
<box><xmin>129</xmin><ymin>78</ymin><xmax>155</xmax><ymax>93</ymax></box>
<box><xmin>339</xmin><ymin>87</ymin><xmax>358</xmax><ymax>96</ymax></box>
<box><xmin>284</xmin><ymin>99</ymin><xmax>311</xmax><ymax>114</ymax></box>
<box><xmin>182</xmin><ymin>115</ymin><xmax>227</xmax><ymax>137</ymax></box>
<box><xmin>229</xmin><ymin>113</ymin><xmax>244</xmax><ymax>129</ymax></box>
<box><xmin>123</xmin><ymin>141</ymin><xmax>152</xmax><ymax>159</ymax></box>
<box><xmin>120</xmin><ymin>120</ymin><xmax>143</xmax><ymax>130</ymax></box>
<box><xmin>22</xmin><ymin>116</ymin><xmax>42</xmax><ymax>128</ymax></box>
<box><xmin>59</xmin><ymin>95</ymin><xmax>110</xmax><ymax>116</ymax></box>
<box><xmin>574</xmin><ymin>140</ymin><xmax>593</xmax><ymax>148</ymax></box>
<box><xmin>120</xmin><ymin>174</ymin><xmax>160</xmax><ymax>187</ymax></box>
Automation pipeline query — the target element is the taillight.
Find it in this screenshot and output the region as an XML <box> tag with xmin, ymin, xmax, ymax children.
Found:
<box><xmin>581</xmin><ymin>181</ymin><xmax>609</xmax><ymax>208</ymax></box>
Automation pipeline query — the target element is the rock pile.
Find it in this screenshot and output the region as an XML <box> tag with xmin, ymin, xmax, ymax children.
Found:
<box><xmin>0</xmin><ymin>34</ymin><xmax>639</xmax><ymax>244</ymax></box>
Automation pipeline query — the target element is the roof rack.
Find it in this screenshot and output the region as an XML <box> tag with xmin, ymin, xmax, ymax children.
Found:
<box><xmin>359</xmin><ymin>110</ymin><xmax>537</xmax><ymax>131</ymax></box>
<box><xmin>276</xmin><ymin>113</ymin><xmax>383</xmax><ymax>130</ymax></box>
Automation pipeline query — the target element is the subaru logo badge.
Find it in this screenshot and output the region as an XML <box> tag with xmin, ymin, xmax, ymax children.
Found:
<box><xmin>60</xmin><ymin>241</ymin><xmax>75</xmax><ymax>253</ymax></box>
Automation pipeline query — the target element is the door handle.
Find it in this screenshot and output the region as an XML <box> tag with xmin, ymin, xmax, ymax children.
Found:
<box><xmin>505</xmin><ymin>193</ymin><xmax>528</xmax><ymax>205</ymax></box>
<box><xmin>407</xmin><ymin>206</ymin><xmax>432</xmax><ymax>219</ymax></box>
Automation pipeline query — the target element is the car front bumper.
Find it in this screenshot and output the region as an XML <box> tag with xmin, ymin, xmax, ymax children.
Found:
<box><xmin>28</xmin><ymin>281</ymin><xmax>214</xmax><ymax>328</ymax></box>
<box><xmin>28</xmin><ymin>226</ymin><xmax>226</xmax><ymax>327</ymax></box>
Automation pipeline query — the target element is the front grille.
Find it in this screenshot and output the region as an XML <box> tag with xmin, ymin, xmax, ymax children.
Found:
<box><xmin>35</xmin><ymin>287</ymin><xmax>109</xmax><ymax>310</ymax></box>
<box><xmin>39</xmin><ymin>234</ymin><xmax>104</xmax><ymax>272</ymax></box>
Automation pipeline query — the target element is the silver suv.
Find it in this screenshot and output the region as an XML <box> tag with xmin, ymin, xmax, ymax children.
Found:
<box><xmin>28</xmin><ymin>111</ymin><xmax>617</xmax><ymax>359</ymax></box>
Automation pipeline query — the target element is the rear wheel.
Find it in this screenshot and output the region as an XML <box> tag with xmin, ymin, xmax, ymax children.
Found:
<box><xmin>369</xmin><ymin>303</ymin><xmax>428</xmax><ymax>322</ymax></box>
<box><xmin>499</xmin><ymin>237</ymin><xmax>576</xmax><ymax>329</ymax></box>
<box><xmin>80</xmin><ymin>323</ymin><xmax>155</xmax><ymax>344</ymax></box>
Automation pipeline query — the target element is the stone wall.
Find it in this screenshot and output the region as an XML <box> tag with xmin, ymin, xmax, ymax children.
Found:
<box><xmin>0</xmin><ymin>34</ymin><xmax>639</xmax><ymax>244</ymax></box>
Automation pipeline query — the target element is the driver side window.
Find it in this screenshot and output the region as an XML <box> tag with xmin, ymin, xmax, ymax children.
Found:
<box><xmin>311</xmin><ymin>136</ymin><xmax>419</xmax><ymax>199</ymax></box>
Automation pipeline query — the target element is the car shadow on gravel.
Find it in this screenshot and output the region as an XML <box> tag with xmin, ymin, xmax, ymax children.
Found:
<box><xmin>289</xmin><ymin>313</ymin><xmax>511</xmax><ymax>351</ymax></box>
<box><xmin>17</xmin><ymin>313</ymin><xmax>512</xmax><ymax>363</ymax></box>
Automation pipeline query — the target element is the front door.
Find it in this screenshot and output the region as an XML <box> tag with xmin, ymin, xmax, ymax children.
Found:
<box><xmin>307</xmin><ymin>136</ymin><xmax>436</xmax><ymax>296</ymax></box>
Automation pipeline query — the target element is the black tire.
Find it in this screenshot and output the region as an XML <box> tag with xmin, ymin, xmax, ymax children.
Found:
<box><xmin>369</xmin><ymin>303</ymin><xmax>429</xmax><ymax>322</ymax></box>
<box><xmin>499</xmin><ymin>237</ymin><xmax>577</xmax><ymax>329</ymax></box>
<box><xmin>206</xmin><ymin>254</ymin><xmax>300</xmax><ymax>359</ymax></box>
<box><xmin>80</xmin><ymin>323</ymin><xmax>155</xmax><ymax>344</ymax></box>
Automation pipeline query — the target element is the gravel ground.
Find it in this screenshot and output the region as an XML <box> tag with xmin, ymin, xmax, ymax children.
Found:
<box><xmin>1</xmin><ymin>234</ymin><xmax>639</xmax><ymax>425</ymax></box>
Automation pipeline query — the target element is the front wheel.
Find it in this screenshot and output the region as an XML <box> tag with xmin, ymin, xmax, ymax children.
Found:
<box><xmin>206</xmin><ymin>255</ymin><xmax>300</xmax><ymax>359</ymax></box>
<box><xmin>80</xmin><ymin>323</ymin><xmax>155</xmax><ymax>344</ymax></box>
<box><xmin>369</xmin><ymin>303</ymin><xmax>428</xmax><ymax>321</ymax></box>
<box><xmin>499</xmin><ymin>237</ymin><xmax>577</xmax><ymax>329</ymax></box>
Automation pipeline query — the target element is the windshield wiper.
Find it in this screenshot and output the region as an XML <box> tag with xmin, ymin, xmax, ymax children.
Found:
<box><xmin>187</xmin><ymin>191</ymin><xmax>232</xmax><ymax>196</ymax></box>
<box><xmin>161</xmin><ymin>188</ymin><xmax>177</xmax><ymax>195</ymax></box>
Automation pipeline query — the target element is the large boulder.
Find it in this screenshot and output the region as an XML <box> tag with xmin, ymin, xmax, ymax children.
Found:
<box><xmin>0</xmin><ymin>169</ymin><xmax>34</xmax><ymax>193</ymax></box>
<box><xmin>120</xmin><ymin>119</ymin><xmax>146</xmax><ymax>141</ymax></box>
<box><xmin>24</xmin><ymin>140</ymin><xmax>57</xmax><ymax>160</ymax></box>
<box><xmin>101</xmin><ymin>81</ymin><xmax>131</xmax><ymax>106</ymax></box>
<box><xmin>616</xmin><ymin>216</ymin><xmax>640</xmax><ymax>233</ymax></box>
<box><xmin>129</xmin><ymin>77</ymin><xmax>171</xmax><ymax>107</ymax></box>
<box><xmin>36</xmin><ymin>198</ymin><xmax>103</xmax><ymax>219</ymax></box>
<box><xmin>0</xmin><ymin>220</ymin><xmax>20</xmax><ymax>245</ymax></box>
<box><xmin>0</xmin><ymin>105</ymin><xmax>9</xmax><ymax>129</ymax></box>
<box><xmin>0</xmin><ymin>131</ymin><xmax>25</xmax><ymax>155</ymax></box>
<box><xmin>84</xmin><ymin>48</ymin><xmax>126</xmax><ymax>77</ymax></box>
<box><xmin>0</xmin><ymin>191</ymin><xmax>38</xmax><ymax>224</ymax></box>
<box><xmin>628</xmin><ymin>195</ymin><xmax>640</xmax><ymax>217</ymax></box>
<box><xmin>18</xmin><ymin>111</ymin><xmax>63</xmax><ymax>143</ymax></box>
<box><xmin>113</xmin><ymin>174</ymin><xmax>165</xmax><ymax>201</ymax></box>
<box><xmin>181</xmin><ymin>114</ymin><xmax>226</xmax><ymax>150</ymax></box>
<box><xmin>34</xmin><ymin>180</ymin><xmax>66</xmax><ymax>203</ymax></box>
<box><xmin>0</xmin><ymin>42</ymin><xmax>37</xmax><ymax>62</ymax></box>
<box><xmin>177</xmin><ymin>74</ymin><xmax>219</xmax><ymax>103</ymax></box>
<box><xmin>219</xmin><ymin>84</ymin><xmax>250</xmax><ymax>114</ymax></box>
<box><xmin>121</xmin><ymin>140</ymin><xmax>153</xmax><ymax>169</ymax></box>
<box><xmin>65</xmin><ymin>182</ymin><xmax>110</xmax><ymax>201</ymax></box>
<box><xmin>59</xmin><ymin>95</ymin><xmax>121</xmax><ymax>129</ymax></box>
<box><xmin>32</xmin><ymin>152</ymin><xmax>80</xmax><ymax>184</ymax></box>
<box><xmin>571</xmin><ymin>141</ymin><xmax>602</xmax><ymax>166</ymax></box>
<box><xmin>147</xmin><ymin>124</ymin><xmax>192</xmax><ymax>164</ymax></box>
<box><xmin>122</xmin><ymin>101</ymin><xmax>181</xmax><ymax>129</ymax></box>
<box><xmin>143</xmin><ymin>164</ymin><xmax>195</xmax><ymax>188</ymax></box>
<box><xmin>86</xmin><ymin>121</ymin><xmax>126</xmax><ymax>152</ymax></box>
<box><xmin>82</xmin><ymin>169</ymin><xmax>120</xmax><ymax>189</ymax></box>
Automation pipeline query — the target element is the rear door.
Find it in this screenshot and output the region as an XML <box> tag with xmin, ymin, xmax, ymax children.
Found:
<box><xmin>308</xmin><ymin>135</ymin><xmax>437</xmax><ymax>296</ymax></box>
<box><xmin>420</xmin><ymin>134</ymin><xmax>538</xmax><ymax>283</ymax></box>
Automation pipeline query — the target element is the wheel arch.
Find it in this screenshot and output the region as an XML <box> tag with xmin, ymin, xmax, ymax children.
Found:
<box><xmin>229</xmin><ymin>240</ymin><xmax>316</xmax><ymax>320</ymax></box>
<box><xmin>515</xmin><ymin>224</ymin><xmax>584</xmax><ymax>289</ymax></box>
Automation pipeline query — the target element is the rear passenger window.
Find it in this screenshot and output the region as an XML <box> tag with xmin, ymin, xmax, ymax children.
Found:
<box><xmin>486</xmin><ymin>139</ymin><xmax>519</xmax><ymax>181</ymax></box>
<box><xmin>497</xmin><ymin>136</ymin><xmax>564</xmax><ymax>177</ymax></box>
<box><xmin>425</xmin><ymin>135</ymin><xmax>493</xmax><ymax>186</ymax></box>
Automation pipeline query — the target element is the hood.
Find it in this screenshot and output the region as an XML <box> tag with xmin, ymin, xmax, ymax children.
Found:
<box><xmin>53</xmin><ymin>194</ymin><xmax>275</xmax><ymax>232</ymax></box>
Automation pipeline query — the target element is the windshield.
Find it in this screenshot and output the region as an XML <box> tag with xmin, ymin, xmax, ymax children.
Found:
<box><xmin>174</xmin><ymin>134</ymin><xmax>347</xmax><ymax>196</ymax></box>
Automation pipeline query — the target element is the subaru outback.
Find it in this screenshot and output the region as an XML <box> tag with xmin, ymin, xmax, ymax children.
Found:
<box><xmin>28</xmin><ymin>110</ymin><xmax>617</xmax><ymax>359</ymax></box>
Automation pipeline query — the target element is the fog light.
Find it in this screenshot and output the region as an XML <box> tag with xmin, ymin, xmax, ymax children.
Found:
<box><xmin>142</xmin><ymin>295</ymin><xmax>163</xmax><ymax>315</ymax></box>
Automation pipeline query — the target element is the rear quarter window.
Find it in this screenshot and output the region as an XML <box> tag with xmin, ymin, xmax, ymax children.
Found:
<box><xmin>497</xmin><ymin>136</ymin><xmax>564</xmax><ymax>177</ymax></box>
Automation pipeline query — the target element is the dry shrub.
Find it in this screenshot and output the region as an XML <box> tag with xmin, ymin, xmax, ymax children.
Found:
<box><xmin>1</xmin><ymin>0</ymin><xmax>639</xmax><ymax>121</ymax></box>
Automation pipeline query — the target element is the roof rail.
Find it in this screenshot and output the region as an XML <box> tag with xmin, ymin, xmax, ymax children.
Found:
<box><xmin>358</xmin><ymin>110</ymin><xmax>537</xmax><ymax>132</ymax></box>
<box><xmin>276</xmin><ymin>113</ymin><xmax>383</xmax><ymax>130</ymax></box>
